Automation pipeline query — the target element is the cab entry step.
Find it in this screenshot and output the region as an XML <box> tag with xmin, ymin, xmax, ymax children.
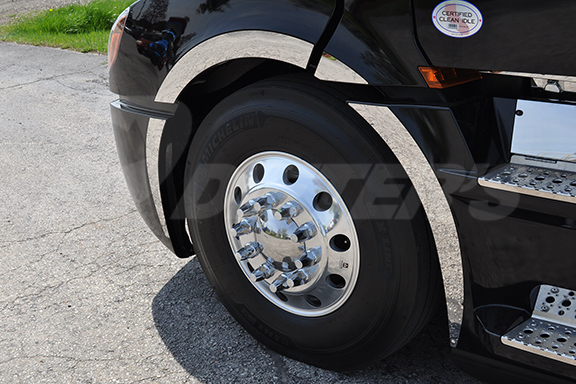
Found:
<box><xmin>478</xmin><ymin>162</ymin><xmax>576</xmax><ymax>203</ymax></box>
<box><xmin>502</xmin><ymin>285</ymin><xmax>576</xmax><ymax>366</ymax></box>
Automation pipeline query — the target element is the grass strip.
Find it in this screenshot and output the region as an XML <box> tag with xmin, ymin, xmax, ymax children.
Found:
<box><xmin>0</xmin><ymin>0</ymin><xmax>134</xmax><ymax>53</ymax></box>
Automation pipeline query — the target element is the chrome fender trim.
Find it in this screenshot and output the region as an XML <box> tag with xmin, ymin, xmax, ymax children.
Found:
<box><xmin>148</xmin><ymin>31</ymin><xmax>364</xmax><ymax>245</ymax></box>
<box><xmin>315</xmin><ymin>54</ymin><xmax>368</xmax><ymax>84</ymax></box>
<box><xmin>155</xmin><ymin>31</ymin><xmax>314</xmax><ymax>103</ymax></box>
<box><xmin>349</xmin><ymin>103</ymin><xmax>464</xmax><ymax>346</ymax></box>
<box><xmin>147</xmin><ymin>31</ymin><xmax>314</xmax><ymax>244</ymax></box>
<box><xmin>146</xmin><ymin>31</ymin><xmax>463</xmax><ymax>345</ymax></box>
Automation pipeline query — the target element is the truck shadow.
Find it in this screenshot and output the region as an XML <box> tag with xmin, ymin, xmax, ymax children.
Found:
<box><xmin>152</xmin><ymin>258</ymin><xmax>479</xmax><ymax>383</ymax></box>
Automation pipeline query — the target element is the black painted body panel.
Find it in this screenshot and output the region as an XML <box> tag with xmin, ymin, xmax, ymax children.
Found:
<box><xmin>324</xmin><ymin>0</ymin><xmax>429</xmax><ymax>86</ymax></box>
<box><xmin>110</xmin><ymin>0</ymin><xmax>335</xmax><ymax>96</ymax></box>
<box><xmin>413</xmin><ymin>0</ymin><xmax>576</xmax><ymax>75</ymax></box>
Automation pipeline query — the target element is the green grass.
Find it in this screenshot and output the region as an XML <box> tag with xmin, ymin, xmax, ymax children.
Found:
<box><xmin>0</xmin><ymin>0</ymin><xmax>134</xmax><ymax>53</ymax></box>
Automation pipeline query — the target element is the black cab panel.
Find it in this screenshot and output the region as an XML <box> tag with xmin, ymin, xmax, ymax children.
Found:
<box><xmin>414</xmin><ymin>0</ymin><xmax>576</xmax><ymax>76</ymax></box>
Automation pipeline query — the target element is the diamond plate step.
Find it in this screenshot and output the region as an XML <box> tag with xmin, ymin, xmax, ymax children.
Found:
<box><xmin>502</xmin><ymin>285</ymin><xmax>576</xmax><ymax>366</ymax></box>
<box><xmin>478</xmin><ymin>161</ymin><xmax>576</xmax><ymax>203</ymax></box>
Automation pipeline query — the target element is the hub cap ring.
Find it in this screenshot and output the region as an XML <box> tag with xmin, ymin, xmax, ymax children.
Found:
<box><xmin>224</xmin><ymin>152</ymin><xmax>360</xmax><ymax>317</ymax></box>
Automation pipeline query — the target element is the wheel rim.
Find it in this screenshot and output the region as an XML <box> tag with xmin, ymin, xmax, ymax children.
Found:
<box><xmin>224</xmin><ymin>151</ymin><xmax>360</xmax><ymax>316</ymax></box>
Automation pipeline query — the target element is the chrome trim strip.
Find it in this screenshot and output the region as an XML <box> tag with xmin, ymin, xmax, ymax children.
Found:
<box><xmin>486</xmin><ymin>71</ymin><xmax>576</xmax><ymax>93</ymax></box>
<box><xmin>315</xmin><ymin>54</ymin><xmax>368</xmax><ymax>84</ymax></box>
<box><xmin>349</xmin><ymin>103</ymin><xmax>464</xmax><ymax>346</ymax></box>
<box><xmin>146</xmin><ymin>118</ymin><xmax>168</xmax><ymax>240</ymax></box>
<box><xmin>486</xmin><ymin>71</ymin><xmax>576</xmax><ymax>83</ymax></box>
<box><xmin>155</xmin><ymin>31</ymin><xmax>314</xmax><ymax>103</ymax></box>
<box><xmin>148</xmin><ymin>31</ymin><xmax>315</xmax><ymax>244</ymax></box>
<box><xmin>117</xmin><ymin>99</ymin><xmax>175</xmax><ymax>120</ymax></box>
<box><xmin>478</xmin><ymin>175</ymin><xmax>576</xmax><ymax>204</ymax></box>
<box><xmin>136</xmin><ymin>29</ymin><xmax>463</xmax><ymax>342</ymax></box>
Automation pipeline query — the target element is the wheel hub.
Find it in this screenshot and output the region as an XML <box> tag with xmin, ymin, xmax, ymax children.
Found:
<box><xmin>224</xmin><ymin>152</ymin><xmax>359</xmax><ymax>316</ymax></box>
<box><xmin>257</xmin><ymin>209</ymin><xmax>302</xmax><ymax>263</ymax></box>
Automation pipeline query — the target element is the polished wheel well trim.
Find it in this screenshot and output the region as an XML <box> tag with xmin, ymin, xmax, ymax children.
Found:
<box><xmin>148</xmin><ymin>31</ymin><xmax>315</xmax><ymax>243</ymax></box>
<box><xmin>155</xmin><ymin>31</ymin><xmax>314</xmax><ymax>104</ymax></box>
<box><xmin>315</xmin><ymin>54</ymin><xmax>368</xmax><ymax>84</ymax></box>
<box><xmin>349</xmin><ymin>102</ymin><xmax>464</xmax><ymax>346</ymax></box>
<box><xmin>149</xmin><ymin>31</ymin><xmax>364</xmax><ymax>244</ymax></box>
<box><xmin>147</xmin><ymin>30</ymin><xmax>463</xmax><ymax>343</ymax></box>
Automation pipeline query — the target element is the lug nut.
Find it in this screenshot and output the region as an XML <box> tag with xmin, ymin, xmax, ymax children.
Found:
<box><xmin>250</xmin><ymin>260</ymin><xmax>275</xmax><ymax>282</ymax></box>
<box><xmin>231</xmin><ymin>217</ymin><xmax>258</xmax><ymax>238</ymax></box>
<box><xmin>255</xmin><ymin>192</ymin><xmax>284</xmax><ymax>211</ymax></box>
<box><xmin>290</xmin><ymin>221</ymin><xmax>317</xmax><ymax>243</ymax></box>
<box><xmin>237</xmin><ymin>199</ymin><xmax>261</xmax><ymax>217</ymax></box>
<box><xmin>235</xmin><ymin>241</ymin><xmax>263</xmax><ymax>261</ymax></box>
<box><xmin>274</xmin><ymin>201</ymin><xmax>303</xmax><ymax>221</ymax></box>
<box><xmin>269</xmin><ymin>273</ymin><xmax>295</xmax><ymax>293</ymax></box>
<box><xmin>294</xmin><ymin>247</ymin><xmax>322</xmax><ymax>268</ymax></box>
<box><xmin>288</xmin><ymin>266</ymin><xmax>316</xmax><ymax>286</ymax></box>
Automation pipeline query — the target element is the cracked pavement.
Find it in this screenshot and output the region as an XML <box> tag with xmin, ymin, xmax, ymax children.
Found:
<box><xmin>0</xmin><ymin>41</ymin><xmax>480</xmax><ymax>383</ymax></box>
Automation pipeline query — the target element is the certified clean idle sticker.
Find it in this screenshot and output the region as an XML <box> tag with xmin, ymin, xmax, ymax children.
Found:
<box><xmin>432</xmin><ymin>1</ymin><xmax>483</xmax><ymax>38</ymax></box>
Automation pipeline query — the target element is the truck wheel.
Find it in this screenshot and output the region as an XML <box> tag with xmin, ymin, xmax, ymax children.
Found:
<box><xmin>184</xmin><ymin>76</ymin><xmax>442</xmax><ymax>370</ymax></box>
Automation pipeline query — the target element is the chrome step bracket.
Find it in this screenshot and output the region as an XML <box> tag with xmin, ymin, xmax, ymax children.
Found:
<box><xmin>478</xmin><ymin>160</ymin><xmax>576</xmax><ymax>203</ymax></box>
<box><xmin>502</xmin><ymin>285</ymin><xmax>576</xmax><ymax>366</ymax></box>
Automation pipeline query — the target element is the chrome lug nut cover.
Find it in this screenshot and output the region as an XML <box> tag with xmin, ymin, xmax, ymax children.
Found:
<box><xmin>235</xmin><ymin>241</ymin><xmax>263</xmax><ymax>261</ymax></box>
<box><xmin>237</xmin><ymin>199</ymin><xmax>261</xmax><ymax>217</ymax></box>
<box><xmin>274</xmin><ymin>200</ymin><xmax>303</xmax><ymax>221</ymax></box>
<box><xmin>290</xmin><ymin>221</ymin><xmax>317</xmax><ymax>243</ymax></box>
<box><xmin>250</xmin><ymin>259</ymin><xmax>276</xmax><ymax>282</ymax></box>
<box><xmin>224</xmin><ymin>152</ymin><xmax>359</xmax><ymax>317</ymax></box>
<box><xmin>231</xmin><ymin>216</ymin><xmax>258</xmax><ymax>238</ymax></box>
<box><xmin>295</xmin><ymin>246</ymin><xmax>322</xmax><ymax>269</ymax></box>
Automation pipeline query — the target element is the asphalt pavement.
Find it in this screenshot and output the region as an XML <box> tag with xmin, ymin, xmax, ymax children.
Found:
<box><xmin>0</xmin><ymin>41</ymin><xmax>481</xmax><ymax>383</ymax></box>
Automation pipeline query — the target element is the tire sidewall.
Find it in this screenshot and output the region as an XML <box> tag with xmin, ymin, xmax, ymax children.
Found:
<box><xmin>185</xmin><ymin>82</ymin><xmax>431</xmax><ymax>367</ymax></box>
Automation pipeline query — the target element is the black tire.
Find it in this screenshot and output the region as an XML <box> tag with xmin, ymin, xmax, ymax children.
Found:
<box><xmin>184</xmin><ymin>75</ymin><xmax>442</xmax><ymax>370</ymax></box>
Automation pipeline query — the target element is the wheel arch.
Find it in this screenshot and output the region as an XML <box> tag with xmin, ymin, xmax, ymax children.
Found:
<box><xmin>151</xmin><ymin>30</ymin><xmax>464</xmax><ymax>345</ymax></box>
<box><xmin>149</xmin><ymin>31</ymin><xmax>317</xmax><ymax>258</ymax></box>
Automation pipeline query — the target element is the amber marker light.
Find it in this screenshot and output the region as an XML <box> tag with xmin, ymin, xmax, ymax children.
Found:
<box><xmin>108</xmin><ymin>8</ymin><xmax>130</xmax><ymax>71</ymax></box>
<box><xmin>419</xmin><ymin>66</ymin><xmax>482</xmax><ymax>89</ymax></box>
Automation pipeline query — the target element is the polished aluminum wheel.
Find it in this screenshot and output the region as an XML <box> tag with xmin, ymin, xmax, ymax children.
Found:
<box><xmin>224</xmin><ymin>152</ymin><xmax>359</xmax><ymax>316</ymax></box>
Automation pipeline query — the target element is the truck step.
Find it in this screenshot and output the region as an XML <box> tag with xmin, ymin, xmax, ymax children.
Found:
<box><xmin>478</xmin><ymin>161</ymin><xmax>576</xmax><ymax>203</ymax></box>
<box><xmin>502</xmin><ymin>285</ymin><xmax>576</xmax><ymax>366</ymax></box>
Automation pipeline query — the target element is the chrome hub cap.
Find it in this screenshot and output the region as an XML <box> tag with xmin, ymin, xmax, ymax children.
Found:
<box><xmin>224</xmin><ymin>152</ymin><xmax>359</xmax><ymax>316</ymax></box>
